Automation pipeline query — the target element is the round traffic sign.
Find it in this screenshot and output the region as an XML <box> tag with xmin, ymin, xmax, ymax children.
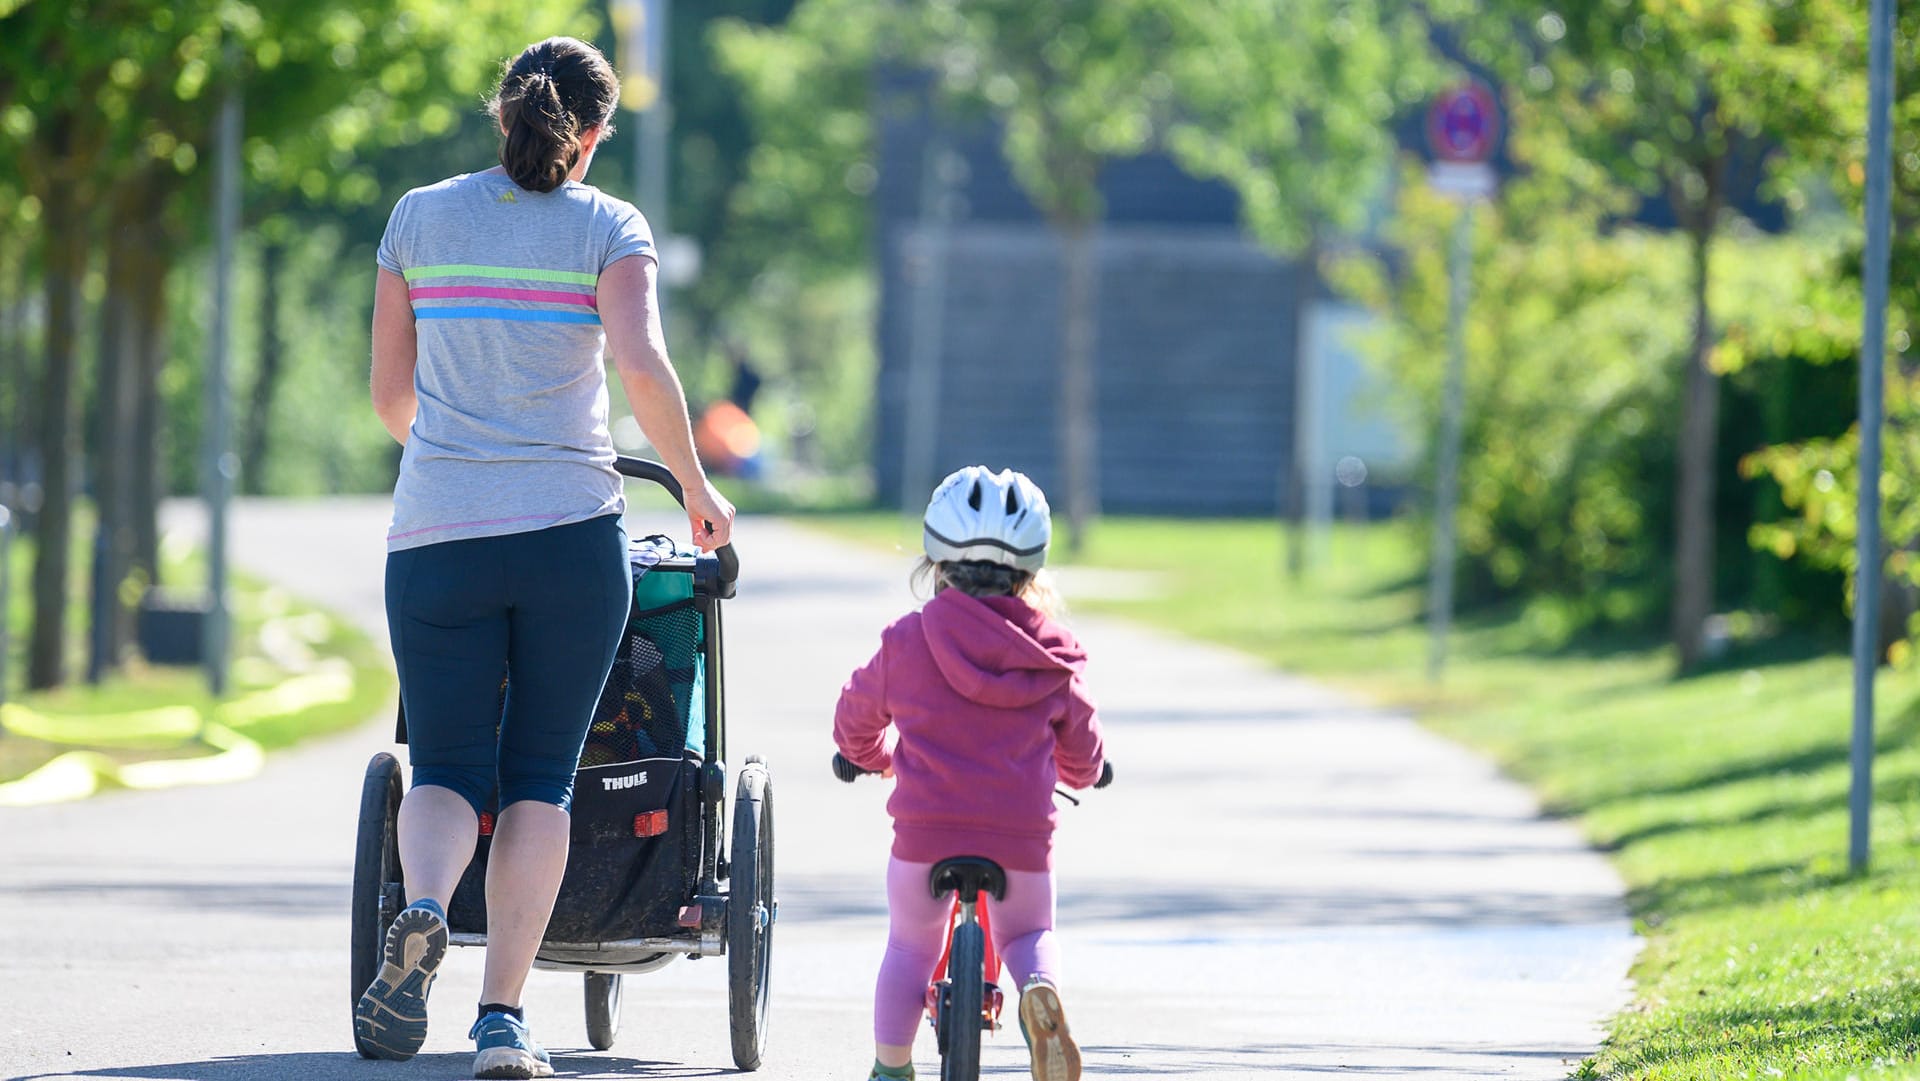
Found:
<box><xmin>1426</xmin><ymin>80</ymin><xmax>1501</xmax><ymax>164</ymax></box>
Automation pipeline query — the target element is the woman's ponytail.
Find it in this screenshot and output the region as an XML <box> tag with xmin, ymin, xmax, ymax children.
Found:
<box><xmin>487</xmin><ymin>38</ymin><xmax>620</xmax><ymax>194</ymax></box>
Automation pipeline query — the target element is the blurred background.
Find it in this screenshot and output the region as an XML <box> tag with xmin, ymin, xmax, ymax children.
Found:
<box><xmin>0</xmin><ymin>0</ymin><xmax>1914</xmax><ymax>695</ymax></box>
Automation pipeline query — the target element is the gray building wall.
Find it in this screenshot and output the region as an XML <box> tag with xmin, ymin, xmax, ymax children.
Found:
<box><xmin>871</xmin><ymin>73</ymin><xmax>1307</xmax><ymax>515</ymax></box>
<box><xmin>875</xmin><ymin>224</ymin><xmax>1299</xmax><ymax>516</ymax></box>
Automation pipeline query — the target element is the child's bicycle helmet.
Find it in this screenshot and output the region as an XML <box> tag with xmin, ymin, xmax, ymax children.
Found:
<box><xmin>922</xmin><ymin>465</ymin><xmax>1051</xmax><ymax>572</ymax></box>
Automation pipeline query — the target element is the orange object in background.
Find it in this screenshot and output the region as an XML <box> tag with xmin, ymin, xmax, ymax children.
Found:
<box><xmin>694</xmin><ymin>399</ymin><xmax>763</xmax><ymax>477</ymax></box>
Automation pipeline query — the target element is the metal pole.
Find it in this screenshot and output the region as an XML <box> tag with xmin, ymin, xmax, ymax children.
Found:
<box><xmin>0</xmin><ymin>502</ymin><xmax>13</xmax><ymax>714</ymax></box>
<box><xmin>639</xmin><ymin>1</ymin><xmax>670</xmax><ymax>277</ymax></box>
<box><xmin>1849</xmin><ymin>0</ymin><xmax>1896</xmax><ymax>876</ymax></box>
<box><xmin>899</xmin><ymin>139</ymin><xmax>956</xmax><ymax>514</ymax></box>
<box><xmin>1427</xmin><ymin>201</ymin><xmax>1473</xmax><ymax>682</ymax></box>
<box><xmin>205</xmin><ymin>45</ymin><xmax>241</xmax><ymax>697</ymax></box>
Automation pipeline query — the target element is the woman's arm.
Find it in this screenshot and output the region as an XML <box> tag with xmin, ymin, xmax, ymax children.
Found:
<box><xmin>599</xmin><ymin>253</ymin><xmax>735</xmax><ymax>550</ymax></box>
<box><xmin>370</xmin><ymin>269</ymin><xmax>417</xmax><ymax>444</ymax></box>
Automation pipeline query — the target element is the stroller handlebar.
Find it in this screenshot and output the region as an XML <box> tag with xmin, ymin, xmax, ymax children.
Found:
<box><xmin>614</xmin><ymin>456</ymin><xmax>740</xmax><ymax>591</ymax></box>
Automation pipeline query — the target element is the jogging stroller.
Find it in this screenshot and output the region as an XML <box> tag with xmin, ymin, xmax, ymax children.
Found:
<box><xmin>348</xmin><ymin>457</ymin><xmax>775</xmax><ymax>1070</ymax></box>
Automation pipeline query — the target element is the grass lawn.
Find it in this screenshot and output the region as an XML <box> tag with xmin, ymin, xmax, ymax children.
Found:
<box><xmin>808</xmin><ymin>512</ymin><xmax>1920</xmax><ymax>1081</ymax></box>
<box><xmin>1</xmin><ymin>518</ymin><xmax>393</xmax><ymax>787</ymax></box>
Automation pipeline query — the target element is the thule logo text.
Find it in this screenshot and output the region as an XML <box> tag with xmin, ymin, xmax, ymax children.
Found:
<box><xmin>602</xmin><ymin>771</ymin><xmax>649</xmax><ymax>791</ymax></box>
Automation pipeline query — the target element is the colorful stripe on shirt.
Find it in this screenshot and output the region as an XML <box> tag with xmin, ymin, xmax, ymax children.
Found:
<box><xmin>404</xmin><ymin>264</ymin><xmax>602</xmax><ymax>325</ymax></box>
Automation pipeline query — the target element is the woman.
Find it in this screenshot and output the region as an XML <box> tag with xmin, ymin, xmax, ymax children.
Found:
<box><xmin>355</xmin><ymin>36</ymin><xmax>733</xmax><ymax>1081</ymax></box>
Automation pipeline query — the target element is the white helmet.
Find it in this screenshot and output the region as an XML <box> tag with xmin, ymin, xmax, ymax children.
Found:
<box><xmin>922</xmin><ymin>466</ymin><xmax>1052</xmax><ymax>572</ymax></box>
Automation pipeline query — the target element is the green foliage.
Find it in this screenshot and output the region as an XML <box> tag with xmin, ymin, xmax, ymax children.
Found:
<box><xmin>1335</xmin><ymin>171</ymin><xmax>1842</xmax><ymax>628</ymax></box>
<box><xmin>704</xmin><ymin>0</ymin><xmax>886</xmax><ymax>477</ymax></box>
<box><xmin>159</xmin><ymin>228</ymin><xmax>400</xmax><ymax>496</ymax></box>
<box><xmin>1337</xmin><ymin>178</ymin><xmax>1683</xmax><ymax>619</ymax></box>
<box><xmin>904</xmin><ymin>0</ymin><xmax>1175</xmax><ymax>228</ymax></box>
<box><xmin>1163</xmin><ymin>0</ymin><xmax>1440</xmax><ymax>254</ymax></box>
<box><xmin>709</xmin><ymin>0</ymin><xmax>877</xmax><ymax>282</ymax></box>
<box><xmin>1744</xmin><ymin>364</ymin><xmax>1920</xmax><ymax>635</ymax></box>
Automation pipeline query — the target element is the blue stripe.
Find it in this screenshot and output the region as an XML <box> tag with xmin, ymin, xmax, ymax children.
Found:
<box><xmin>415</xmin><ymin>306</ymin><xmax>602</xmax><ymax>325</ymax></box>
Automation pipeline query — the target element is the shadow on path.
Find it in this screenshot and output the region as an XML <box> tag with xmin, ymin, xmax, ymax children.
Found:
<box><xmin>15</xmin><ymin>1051</ymin><xmax>739</xmax><ymax>1081</ymax></box>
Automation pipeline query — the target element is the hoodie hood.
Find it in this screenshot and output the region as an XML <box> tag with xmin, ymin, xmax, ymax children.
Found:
<box><xmin>917</xmin><ymin>589</ymin><xmax>1085</xmax><ymax>708</ymax></box>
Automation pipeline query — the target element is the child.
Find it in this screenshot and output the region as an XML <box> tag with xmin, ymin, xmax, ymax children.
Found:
<box><xmin>835</xmin><ymin>465</ymin><xmax>1107</xmax><ymax>1081</ymax></box>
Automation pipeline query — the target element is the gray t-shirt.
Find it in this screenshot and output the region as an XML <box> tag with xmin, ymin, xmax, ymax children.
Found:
<box><xmin>376</xmin><ymin>170</ymin><xmax>654</xmax><ymax>551</ymax></box>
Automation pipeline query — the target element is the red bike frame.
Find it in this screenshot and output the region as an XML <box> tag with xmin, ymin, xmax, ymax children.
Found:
<box><xmin>924</xmin><ymin>890</ymin><xmax>1005</xmax><ymax>1030</ymax></box>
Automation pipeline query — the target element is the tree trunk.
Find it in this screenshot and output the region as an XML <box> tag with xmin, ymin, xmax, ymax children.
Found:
<box><xmin>128</xmin><ymin>195</ymin><xmax>171</xmax><ymax>587</ymax></box>
<box><xmin>1283</xmin><ymin>233</ymin><xmax>1322</xmax><ymax>579</ymax></box>
<box><xmin>241</xmin><ymin>239</ymin><xmax>281</xmax><ymax>495</ymax></box>
<box><xmin>87</xmin><ymin>195</ymin><xmax>144</xmax><ymax>682</ymax></box>
<box><xmin>0</xmin><ymin>234</ymin><xmax>22</xmax><ymax>489</ymax></box>
<box><xmin>1057</xmin><ymin>220</ymin><xmax>1099</xmax><ymax>553</ymax></box>
<box><xmin>1670</xmin><ymin>218</ymin><xmax>1720</xmax><ymax>671</ymax></box>
<box><xmin>27</xmin><ymin>179</ymin><xmax>85</xmax><ymax>691</ymax></box>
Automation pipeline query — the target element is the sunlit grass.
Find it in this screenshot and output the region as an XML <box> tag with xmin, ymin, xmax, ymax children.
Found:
<box><xmin>1</xmin><ymin>513</ymin><xmax>392</xmax><ymax>785</ymax></box>
<box><xmin>805</xmin><ymin>512</ymin><xmax>1920</xmax><ymax>1080</ymax></box>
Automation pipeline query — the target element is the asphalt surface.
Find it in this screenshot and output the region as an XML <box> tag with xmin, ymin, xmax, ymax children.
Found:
<box><xmin>0</xmin><ymin>497</ymin><xmax>1639</xmax><ymax>1079</ymax></box>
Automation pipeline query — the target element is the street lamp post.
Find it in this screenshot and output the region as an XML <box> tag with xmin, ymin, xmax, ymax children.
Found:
<box><xmin>204</xmin><ymin>41</ymin><xmax>242</xmax><ymax>697</ymax></box>
<box><xmin>1848</xmin><ymin>0</ymin><xmax>1897</xmax><ymax>876</ymax></box>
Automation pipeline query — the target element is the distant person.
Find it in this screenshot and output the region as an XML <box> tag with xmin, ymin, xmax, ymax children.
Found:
<box><xmin>361</xmin><ymin>35</ymin><xmax>732</xmax><ymax>1080</ymax></box>
<box><xmin>834</xmin><ymin>466</ymin><xmax>1109</xmax><ymax>1081</ymax></box>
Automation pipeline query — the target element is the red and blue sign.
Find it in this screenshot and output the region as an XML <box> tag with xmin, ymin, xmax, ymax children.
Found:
<box><xmin>1426</xmin><ymin>80</ymin><xmax>1501</xmax><ymax>164</ymax></box>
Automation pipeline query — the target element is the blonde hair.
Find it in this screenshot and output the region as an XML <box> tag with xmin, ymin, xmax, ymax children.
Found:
<box><xmin>913</xmin><ymin>558</ymin><xmax>1064</xmax><ymax>621</ymax></box>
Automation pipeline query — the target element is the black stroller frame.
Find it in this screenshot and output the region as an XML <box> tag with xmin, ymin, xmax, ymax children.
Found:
<box><xmin>349</xmin><ymin>457</ymin><xmax>775</xmax><ymax>1070</ymax></box>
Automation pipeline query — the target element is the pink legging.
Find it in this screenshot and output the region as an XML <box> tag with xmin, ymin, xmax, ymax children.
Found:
<box><xmin>873</xmin><ymin>856</ymin><xmax>1058</xmax><ymax>1047</ymax></box>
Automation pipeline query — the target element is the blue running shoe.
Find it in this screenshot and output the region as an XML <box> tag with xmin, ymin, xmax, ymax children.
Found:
<box><xmin>470</xmin><ymin>1010</ymin><xmax>554</xmax><ymax>1080</ymax></box>
<box><xmin>352</xmin><ymin>899</ymin><xmax>448</xmax><ymax>1060</ymax></box>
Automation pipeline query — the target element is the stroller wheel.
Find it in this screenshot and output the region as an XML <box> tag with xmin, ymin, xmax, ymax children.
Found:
<box><xmin>585</xmin><ymin>971</ymin><xmax>622</xmax><ymax>1051</ymax></box>
<box><xmin>349</xmin><ymin>753</ymin><xmax>404</xmax><ymax>1059</ymax></box>
<box><xmin>728</xmin><ymin>763</ymin><xmax>775</xmax><ymax>1070</ymax></box>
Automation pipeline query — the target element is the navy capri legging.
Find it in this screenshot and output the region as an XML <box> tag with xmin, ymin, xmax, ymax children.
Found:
<box><xmin>385</xmin><ymin>515</ymin><xmax>631</xmax><ymax>814</ymax></box>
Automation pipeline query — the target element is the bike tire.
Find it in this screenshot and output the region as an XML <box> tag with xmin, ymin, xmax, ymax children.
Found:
<box><xmin>940</xmin><ymin>921</ymin><xmax>984</xmax><ymax>1081</ymax></box>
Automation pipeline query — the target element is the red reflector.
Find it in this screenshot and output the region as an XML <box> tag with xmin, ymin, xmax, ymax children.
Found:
<box><xmin>677</xmin><ymin>903</ymin><xmax>703</xmax><ymax>928</ymax></box>
<box><xmin>478</xmin><ymin>812</ymin><xmax>495</xmax><ymax>837</ymax></box>
<box><xmin>633</xmin><ymin>810</ymin><xmax>669</xmax><ymax>837</ymax></box>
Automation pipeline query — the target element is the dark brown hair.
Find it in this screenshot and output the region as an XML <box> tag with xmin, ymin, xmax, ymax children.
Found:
<box><xmin>487</xmin><ymin>37</ymin><xmax>620</xmax><ymax>194</ymax></box>
<box><xmin>912</xmin><ymin>557</ymin><xmax>1064</xmax><ymax>619</ymax></box>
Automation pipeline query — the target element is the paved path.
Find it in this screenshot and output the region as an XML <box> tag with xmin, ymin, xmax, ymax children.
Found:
<box><xmin>1</xmin><ymin>498</ymin><xmax>1638</xmax><ymax>1079</ymax></box>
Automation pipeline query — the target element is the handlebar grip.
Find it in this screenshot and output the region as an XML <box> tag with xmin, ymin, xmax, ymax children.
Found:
<box><xmin>615</xmin><ymin>456</ymin><xmax>738</xmax><ymax>589</ymax></box>
<box><xmin>1094</xmin><ymin>761</ymin><xmax>1114</xmax><ymax>789</ymax></box>
<box><xmin>832</xmin><ymin>752</ymin><xmax>873</xmax><ymax>783</ymax></box>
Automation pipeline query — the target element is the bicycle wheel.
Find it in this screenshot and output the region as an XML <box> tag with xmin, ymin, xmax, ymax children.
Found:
<box><xmin>350</xmin><ymin>753</ymin><xmax>404</xmax><ymax>1059</ymax></box>
<box><xmin>940</xmin><ymin>920</ymin><xmax>984</xmax><ymax>1081</ymax></box>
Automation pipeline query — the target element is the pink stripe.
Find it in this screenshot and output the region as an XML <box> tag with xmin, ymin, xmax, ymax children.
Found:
<box><xmin>389</xmin><ymin>513</ymin><xmax>567</xmax><ymax>541</ymax></box>
<box><xmin>409</xmin><ymin>285</ymin><xmax>597</xmax><ymax>309</ymax></box>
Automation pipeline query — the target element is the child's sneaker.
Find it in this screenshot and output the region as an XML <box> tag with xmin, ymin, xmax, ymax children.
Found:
<box><xmin>470</xmin><ymin>1010</ymin><xmax>554</xmax><ymax>1079</ymax></box>
<box><xmin>352</xmin><ymin>899</ymin><xmax>449</xmax><ymax>1060</ymax></box>
<box><xmin>1018</xmin><ymin>977</ymin><xmax>1081</xmax><ymax>1081</ymax></box>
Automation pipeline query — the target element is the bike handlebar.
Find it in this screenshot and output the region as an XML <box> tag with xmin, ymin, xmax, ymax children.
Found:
<box><xmin>833</xmin><ymin>752</ymin><xmax>1114</xmax><ymax>790</ymax></box>
<box><xmin>831</xmin><ymin>752</ymin><xmax>872</xmax><ymax>783</ymax></box>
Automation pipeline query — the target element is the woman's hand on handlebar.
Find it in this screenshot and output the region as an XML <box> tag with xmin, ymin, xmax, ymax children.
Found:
<box><xmin>684</xmin><ymin>477</ymin><xmax>735</xmax><ymax>551</ymax></box>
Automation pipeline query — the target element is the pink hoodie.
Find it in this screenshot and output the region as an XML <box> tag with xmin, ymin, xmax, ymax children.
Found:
<box><xmin>834</xmin><ymin>588</ymin><xmax>1105</xmax><ymax>872</ymax></box>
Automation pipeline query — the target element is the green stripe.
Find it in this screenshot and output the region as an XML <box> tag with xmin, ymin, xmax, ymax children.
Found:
<box><xmin>403</xmin><ymin>264</ymin><xmax>598</xmax><ymax>286</ymax></box>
